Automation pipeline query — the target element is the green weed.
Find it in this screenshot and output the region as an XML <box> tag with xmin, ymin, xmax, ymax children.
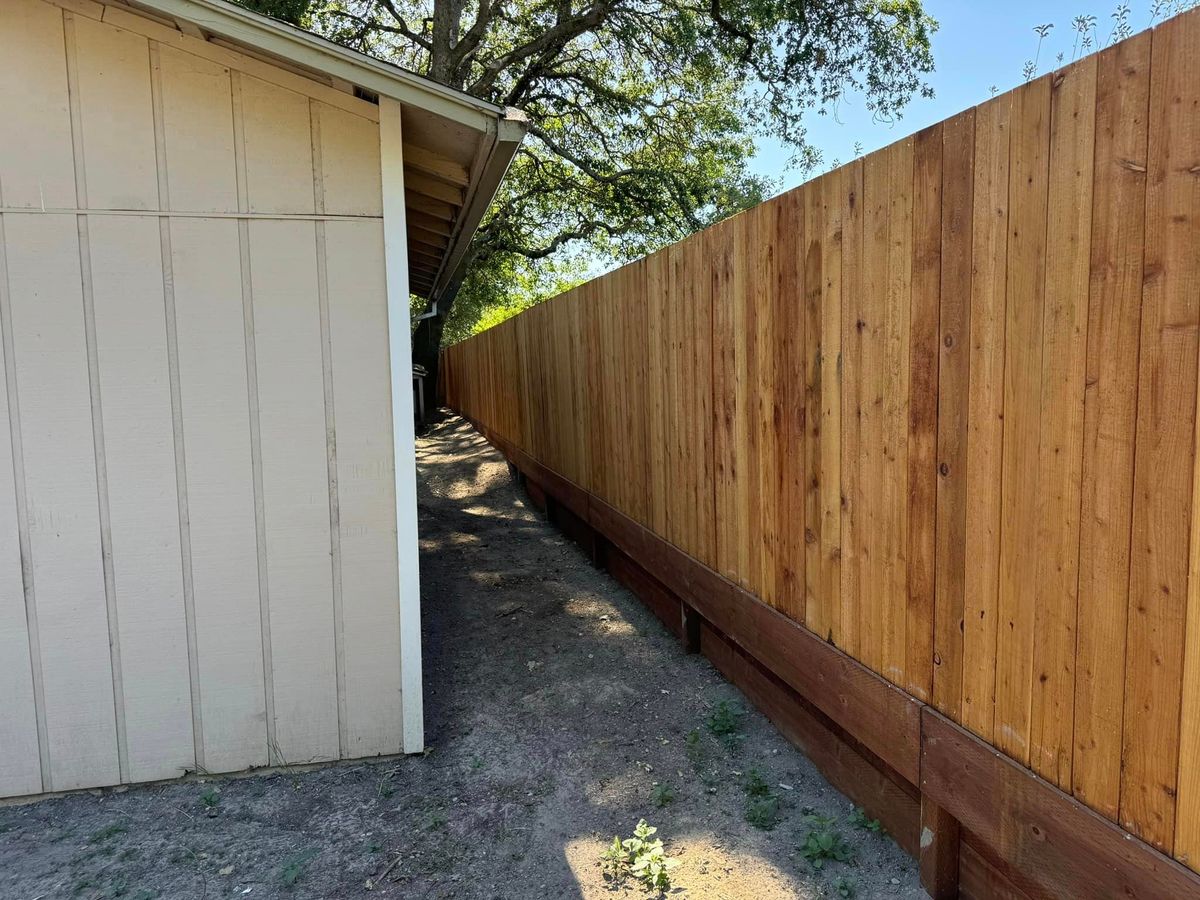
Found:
<box><xmin>706</xmin><ymin>700</ymin><xmax>744</xmax><ymax>747</ymax></box>
<box><xmin>743</xmin><ymin>768</ymin><xmax>771</xmax><ymax>797</ymax></box>
<box><xmin>600</xmin><ymin>820</ymin><xmax>679</xmax><ymax>892</ymax></box>
<box><xmin>650</xmin><ymin>782</ymin><xmax>675</xmax><ymax>808</ymax></box>
<box><xmin>745</xmin><ymin>794</ymin><xmax>781</xmax><ymax>830</ymax></box>
<box><xmin>199</xmin><ymin>787</ymin><xmax>220</xmax><ymax>809</ymax></box>
<box><xmin>799</xmin><ymin>815</ymin><xmax>855</xmax><ymax>869</ymax></box>
<box><xmin>848</xmin><ymin>806</ymin><xmax>882</xmax><ymax>834</ymax></box>
<box><xmin>88</xmin><ymin>824</ymin><xmax>127</xmax><ymax>845</ymax></box>
<box><xmin>834</xmin><ymin>875</ymin><xmax>857</xmax><ymax>898</ymax></box>
<box><xmin>742</xmin><ymin>768</ymin><xmax>780</xmax><ymax>829</ymax></box>
<box><xmin>377</xmin><ymin>772</ymin><xmax>396</xmax><ymax>798</ymax></box>
<box><xmin>277</xmin><ymin>849</ymin><xmax>318</xmax><ymax>888</ymax></box>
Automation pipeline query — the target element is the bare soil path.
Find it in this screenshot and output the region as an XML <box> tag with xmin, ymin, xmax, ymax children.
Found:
<box><xmin>0</xmin><ymin>413</ymin><xmax>920</xmax><ymax>900</ymax></box>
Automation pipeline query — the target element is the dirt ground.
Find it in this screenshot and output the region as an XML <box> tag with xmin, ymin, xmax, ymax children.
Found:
<box><xmin>0</xmin><ymin>413</ymin><xmax>921</xmax><ymax>900</ymax></box>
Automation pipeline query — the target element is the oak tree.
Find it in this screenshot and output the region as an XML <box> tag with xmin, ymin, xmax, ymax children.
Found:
<box><xmin>244</xmin><ymin>0</ymin><xmax>936</xmax><ymax>398</ymax></box>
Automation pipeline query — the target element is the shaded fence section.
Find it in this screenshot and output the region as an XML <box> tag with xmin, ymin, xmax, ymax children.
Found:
<box><xmin>443</xmin><ymin>7</ymin><xmax>1200</xmax><ymax>890</ymax></box>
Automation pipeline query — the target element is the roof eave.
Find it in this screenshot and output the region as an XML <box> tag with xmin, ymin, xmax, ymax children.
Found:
<box><xmin>429</xmin><ymin>112</ymin><xmax>527</xmax><ymax>304</ymax></box>
<box><xmin>126</xmin><ymin>0</ymin><xmax>506</xmax><ymax>132</ymax></box>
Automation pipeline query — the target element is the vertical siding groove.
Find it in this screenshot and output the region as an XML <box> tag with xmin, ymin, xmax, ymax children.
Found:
<box><xmin>63</xmin><ymin>7</ymin><xmax>128</xmax><ymax>783</ymax></box>
<box><xmin>0</xmin><ymin>212</ymin><xmax>50</xmax><ymax>792</ymax></box>
<box><xmin>310</xmin><ymin>99</ymin><xmax>348</xmax><ymax>759</ymax></box>
<box><xmin>149</xmin><ymin>38</ymin><xmax>204</xmax><ymax>771</ymax></box>
<box><xmin>231</xmin><ymin>69</ymin><xmax>277</xmax><ymax>765</ymax></box>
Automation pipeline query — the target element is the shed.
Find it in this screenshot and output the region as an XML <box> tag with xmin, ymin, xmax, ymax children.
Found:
<box><xmin>0</xmin><ymin>0</ymin><xmax>525</xmax><ymax>798</ymax></box>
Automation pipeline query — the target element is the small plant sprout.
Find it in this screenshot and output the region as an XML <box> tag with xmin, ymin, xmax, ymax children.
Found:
<box><xmin>377</xmin><ymin>772</ymin><xmax>396</xmax><ymax>798</ymax></box>
<box><xmin>599</xmin><ymin>820</ymin><xmax>679</xmax><ymax>892</ymax></box>
<box><xmin>277</xmin><ymin>849</ymin><xmax>318</xmax><ymax>888</ymax></box>
<box><xmin>848</xmin><ymin>806</ymin><xmax>882</xmax><ymax>833</ymax></box>
<box><xmin>601</xmin><ymin>836</ymin><xmax>629</xmax><ymax>882</ymax></box>
<box><xmin>650</xmin><ymin>782</ymin><xmax>675</xmax><ymax>808</ymax></box>
<box><xmin>741</xmin><ymin>768</ymin><xmax>781</xmax><ymax>829</ymax></box>
<box><xmin>88</xmin><ymin>824</ymin><xmax>127</xmax><ymax>845</ymax></box>
<box><xmin>745</xmin><ymin>794</ymin><xmax>781</xmax><ymax>830</ymax></box>
<box><xmin>834</xmin><ymin>874</ymin><xmax>858</xmax><ymax>898</ymax></box>
<box><xmin>200</xmin><ymin>787</ymin><xmax>220</xmax><ymax>809</ymax></box>
<box><xmin>743</xmin><ymin>768</ymin><xmax>771</xmax><ymax>797</ymax></box>
<box><xmin>706</xmin><ymin>700</ymin><xmax>744</xmax><ymax>747</ymax></box>
<box><xmin>799</xmin><ymin>815</ymin><xmax>856</xmax><ymax>870</ymax></box>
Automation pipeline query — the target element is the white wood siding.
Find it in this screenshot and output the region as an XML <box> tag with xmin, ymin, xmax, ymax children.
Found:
<box><xmin>0</xmin><ymin>0</ymin><xmax>410</xmax><ymax>797</ymax></box>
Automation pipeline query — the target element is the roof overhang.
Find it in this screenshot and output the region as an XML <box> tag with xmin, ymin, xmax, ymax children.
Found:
<box><xmin>121</xmin><ymin>0</ymin><xmax>527</xmax><ymax>303</ymax></box>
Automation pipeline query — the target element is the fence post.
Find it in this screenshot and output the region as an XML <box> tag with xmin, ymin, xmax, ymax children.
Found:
<box><xmin>919</xmin><ymin>794</ymin><xmax>960</xmax><ymax>899</ymax></box>
<box><xmin>680</xmin><ymin>602</ymin><xmax>701</xmax><ymax>654</ymax></box>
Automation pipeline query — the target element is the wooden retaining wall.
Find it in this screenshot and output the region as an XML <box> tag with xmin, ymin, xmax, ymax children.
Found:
<box><xmin>443</xmin><ymin>8</ymin><xmax>1200</xmax><ymax>897</ymax></box>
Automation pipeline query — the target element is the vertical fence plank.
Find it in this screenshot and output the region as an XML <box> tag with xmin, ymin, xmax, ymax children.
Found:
<box><xmin>1029</xmin><ymin>55</ymin><xmax>1097</xmax><ymax>790</ymax></box>
<box><xmin>1073</xmin><ymin>30</ymin><xmax>1151</xmax><ymax>821</ymax></box>
<box><xmin>803</xmin><ymin>176</ymin><xmax>828</xmax><ymax>637</ymax></box>
<box><xmin>994</xmin><ymin>75</ymin><xmax>1051</xmax><ymax>767</ymax></box>
<box><xmin>756</xmin><ymin>204</ymin><xmax>781</xmax><ymax>609</ymax></box>
<box><xmin>1123</xmin><ymin>7</ymin><xmax>1200</xmax><ymax>854</ymax></box>
<box><xmin>839</xmin><ymin>161</ymin><xmax>865</xmax><ymax>658</ymax></box>
<box><xmin>858</xmin><ymin>151</ymin><xmax>890</xmax><ymax>676</ymax></box>
<box><xmin>908</xmin><ymin>124</ymin><xmax>942</xmax><ymax>703</ymax></box>
<box><xmin>778</xmin><ymin>194</ymin><xmax>807</xmax><ymax>623</ymax></box>
<box><xmin>693</xmin><ymin>232</ymin><xmax>717</xmax><ymax>570</ymax></box>
<box><xmin>883</xmin><ymin>137</ymin><xmax>915</xmax><ymax>690</ymax></box>
<box><xmin>933</xmin><ymin>109</ymin><xmax>975</xmax><ymax>719</ymax></box>
<box><xmin>820</xmin><ymin>171</ymin><xmax>844</xmax><ymax>645</ymax></box>
<box><xmin>960</xmin><ymin>92</ymin><xmax>1011</xmax><ymax>742</ymax></box>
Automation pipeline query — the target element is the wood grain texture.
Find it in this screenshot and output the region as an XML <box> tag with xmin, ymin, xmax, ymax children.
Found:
<box><xmin>1029</xmin><ymin>56</ymin><xmax>1096</xmax><ymax>791</ymax></box>
<box><xmin>923</xmin><ymin>707</ymin><xmax>1200</xmax><ymax>900</ymax></box>
<box><xmin>994</xmin><ymin>75</ymin><xmax>1051</xmax><ymax>767</ymax></box>
<box><xmin>838</xmin><ymin>161</ymin><xmax>864</xmax><ymax>657</ymax></box>
<box><xmin>1073</xmin><ymin>30</ymin><xmax>1151</xmax><ymax>822</ymax></box>
<box><xmin>908</xmin><ymin>125</ymin><xmax>941</xmax><ymax>703</ymax></box>
<box><xmin>440</xmin><ymin>12</ymin><xmax>1200</xmax><ymax>873</ymax></box>
<box><xmin>932</xmin><ymin>109</ymin><xmax>974</xmax><ymax>719</ymax></box>
<box><xmin>960</xmin><ymin>92</ymin><xmax>1011</xmax><ymax>743</ymax></box>
<box><xmin>1122</xmin><ymin>6</ymin><xmax>1200</xmax><ymax>853</ymax></box>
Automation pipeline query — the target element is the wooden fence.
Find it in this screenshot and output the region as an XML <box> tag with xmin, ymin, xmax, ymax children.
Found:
<box><xmin>443</xmin><ymin>7</ymin><xmax>1200</xmax><ymax>884</ymax></box>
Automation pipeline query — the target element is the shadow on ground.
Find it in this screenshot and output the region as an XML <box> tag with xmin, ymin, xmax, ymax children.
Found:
<box><xmin>0</xmin><ymin>413</ymin><xmax>920</xmax><ymax>900</ymax></box>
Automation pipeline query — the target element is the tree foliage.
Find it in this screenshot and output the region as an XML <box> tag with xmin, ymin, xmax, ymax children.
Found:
<box><xmin>241</xmin><ymin>0</ymin><xmax>936</xmax><ymax>380</ymax></box>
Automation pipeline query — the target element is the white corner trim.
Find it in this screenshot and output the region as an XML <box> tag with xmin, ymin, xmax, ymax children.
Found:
<box><xmin>380</xmin><ymin>96</ymin><xmax>424</xmax><ymax>754</ymax></box>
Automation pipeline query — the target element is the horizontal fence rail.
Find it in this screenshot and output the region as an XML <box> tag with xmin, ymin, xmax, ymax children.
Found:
<box><xmin>443</xmin><ymin>6</ymin><xmax>1200</xmax><ymax>884</ymax></box>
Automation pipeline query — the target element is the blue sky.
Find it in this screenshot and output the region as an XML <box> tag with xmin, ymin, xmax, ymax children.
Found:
<box><xmin>749</xmin><ymin>0</ymin><xmax>1181</xmax><ymax>193</ymax></box>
